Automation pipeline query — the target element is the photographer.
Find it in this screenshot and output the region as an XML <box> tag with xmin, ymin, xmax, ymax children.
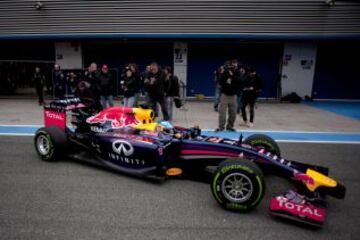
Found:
<box><xmin>120</xmin><ymin>67</ymin><xmax>138</xmax><ymax>107</ymax></box>
<box><xmin>84</xmin><ymin>62</ymin><xmax>102</xmax><ymax>111</ymax></box>
<box><xmin>240</xmin><ymin>68</ymin><xmax>264</xmax><ymax>127</ymax></box>
<box><xmin>66</xmin><ymin>72</ymin><xmax>78</xmax><ymax>96</ymax></box>
<box><xmin>144</xmin><ymin>62</ymin><xmax>169</xmax><ymax>121</ymax></box>
<box><xmin>216</xmin><ymin>61</ymin><xmax>240</xmax><ymax>132</ymax></box>
<box><xmin>75</xmin><ymin>81</ymin><xmax>94</xmax><ymax>102</ymax></box>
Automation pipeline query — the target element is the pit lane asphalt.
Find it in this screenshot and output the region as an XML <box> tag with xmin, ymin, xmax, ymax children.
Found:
<box><xmin>0</xmin><ymin>136</ymin><xmax>359</xmax><ymax>240</ymax></box>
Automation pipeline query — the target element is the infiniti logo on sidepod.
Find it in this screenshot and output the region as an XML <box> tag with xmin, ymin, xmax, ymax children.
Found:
<box><xmin>112</xmin><ymin>140</ymin><xmax>134</xmax><ymax>156</ymax></box>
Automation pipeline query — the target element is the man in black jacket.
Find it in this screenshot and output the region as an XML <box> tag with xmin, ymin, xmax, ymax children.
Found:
<box><xmin>84</xmin><ymin>62</ymin><xmax>102</xmax><ymax>111</ymax></box>
<box><xmin>144</xmin><ymin>62</ymin><xmax>169</xmax><ymax>121</ymax></box>
<box><xmin>32</xmin><ymin>67</ymin><xmax>45</xmax><ymax>105</ymax></box>
<box><xmin>240</xmin><ymin>68</ymin><xmax>264</xmax><ymax>127</ymax></box>
<box><xmin>53</xmin><ymin>64</ymin><xmax>65</xmax><ymax>98</ymax></box>
<box><xmin>216</xmin><ymin>63</ymin><xmax>240</xmax><ymax>131</ymax></box>
<box><xmin>164</xmin><ymin>66</ymin><xmax>180</xmax><ymax>122</ymax></box>
<box><xmin>121</xmin><ymin>67</ymin><xmax>138</xmax><ymax>107</ymax></box>
<box><xmin>98</xmin><ymin>64</ymin><xmax>114</xmax><ymax>109</ymax></box>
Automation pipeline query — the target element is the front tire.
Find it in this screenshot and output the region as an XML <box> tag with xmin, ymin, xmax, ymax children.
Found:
<box><xmin>211</xmin><ymin>158</ymin><xmax>265</xmax><ymax>212</ymax></box>
<box><xmin>34</xmin><ymin>126</ymin><xmax>67</xmax><ymax>161</ymax></box>
<box><xmin>244</xmin><ymin>134</ymin><xmax>281</xmax><ymax>156</ymax></box>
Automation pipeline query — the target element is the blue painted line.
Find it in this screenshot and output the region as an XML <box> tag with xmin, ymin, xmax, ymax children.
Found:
<box><xmin>0</xmin><ymin>126</ymin><xmax>41</xmax><ymax>135</ymax></box>
<box><xmin>305</xmin><ymin>101</ymin><xmax>360</xmax><ymax>121</ymax></box>
<box><xmin>0</xmin><ymin>125</ymin><xmax>360</xmax><ymax>143</ymax></box>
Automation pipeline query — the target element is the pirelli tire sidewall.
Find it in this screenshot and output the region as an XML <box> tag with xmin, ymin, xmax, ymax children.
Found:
<box><xmin>244</xmin><ymin>134</ymin><xmax>281</xmax><ymax>156</ymax></box>
<box><xmin>34</xmin><ymin>126</ymin><xmax>67</xmax><ymax>161</ymax></box>
<box><xmin>211</xmin><ymin>159</ymin><xmax>265</xmax><ymax>212</ymax></box>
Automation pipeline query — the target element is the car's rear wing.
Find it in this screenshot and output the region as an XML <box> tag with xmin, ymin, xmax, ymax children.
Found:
<box><xmin>44</xmin><ymin>98</ymin><xmax>87</xmax><ymax>131</ymax></box>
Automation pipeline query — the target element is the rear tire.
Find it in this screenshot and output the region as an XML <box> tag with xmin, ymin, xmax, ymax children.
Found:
<box><xmin>34</xmin><ymin>126</ymin><xmax>67</xmax><ymax>161</ymax></box>
<box><xmin>244</xmin><ymin>134</ymin><xmax>281</xmax><ymax>156</ymax></box>
<box><xmin>211</xmin><ymin>158</ymin><xmax>265</xmax><ymax>212</ymax></box>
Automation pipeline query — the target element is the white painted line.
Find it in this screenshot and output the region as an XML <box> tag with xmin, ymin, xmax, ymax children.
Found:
<box><xmin>275</xmin><ymin>140</ymin><xmax>360</xmax><ymax>144</ymax></box>
<box><xmin>202</xmin><ymin>129</ymin><xmax>360</xmax><ymax>134</ymax></box>
<box><xmin>0</xmin><ymin>126</ymin><xmax>359</xmax><ymax>135</ymax></box>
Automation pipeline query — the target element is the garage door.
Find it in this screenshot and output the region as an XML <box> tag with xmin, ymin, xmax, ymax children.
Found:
<box><xmin>187</xmin><ymin>41</ymin><xmax>282</xmax><ymax>98</ymax></box>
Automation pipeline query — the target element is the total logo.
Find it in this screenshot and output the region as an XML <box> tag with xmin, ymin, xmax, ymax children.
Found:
<box><xmin>275</xmin><ymin>197</ymin><xmax>325</xmax><ymax>219</ymax></box>
<box><xmin>112</xmin><ymin>140</ymin><xmax>134</xmax><ymax>156</ymax></box>
<box><xmin>45</xmin><ymin>111</ymin><xmax>64</xmax><ymax>121</ymax></box>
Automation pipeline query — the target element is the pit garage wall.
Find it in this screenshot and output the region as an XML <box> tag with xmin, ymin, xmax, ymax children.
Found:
<box><xmin>281</xmin><ymin>43</ymin><xmax>317</xmax><ymax>98</ymax></box>
<box><xmin>0</xmin><ymin>41</ymin><xmax>54</xmax><ymax>61</ymax></box>
<box><xmin>312</xmin><ymin>42</ymin><xmax>360</xmax><ymax>100</ymax></box>
<box><xmin>1</xmin><ymin>40</ymin><xmax>359</xmax><ymax>100</ymax></box>
<box><xmin>82</xmin><ymin>41</ymin><xmax>173</xmax><ymax>73</ymax></box>
<box><xmin>55</xmin><ymin>42</ymin><xmax>83</xmax><ymax>70</ymax></box>
<box><xmin>187</xmin><ymin>42</ymin><xmax>282</xmax><ymax>98</ymax></box>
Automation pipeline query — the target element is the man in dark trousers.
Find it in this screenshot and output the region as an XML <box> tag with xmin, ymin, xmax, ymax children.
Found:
<box><xmin>53</xmin><ymin>64</ymin><xmax>65</xmax><ymax>98</ymax></box>
<box><xmin>144</xmin><ymin>62</ymin><xmax>169</xmax><ymax>121</ymax></box>
<box><xmin>216</xmin><ymin>63</ymin><xmax>240</xmax><ymax>132</ymax></box>
<box><xmin>120</xmin><ymin>67</ymin><xmax>138</xmax><ymax>107</ymax></box>
<box><xmin>98</xmin><ymin>64</ymin><xmax>114</xmax><ymax>109</ymax></box>
<box><xmin>213</xmin><ymin>66</ymin><xmax>224</xmax><ymax>112</ymax></box>
<box><xmin>164</xmin><ymin>66</ymin><xmax>180</xmax><ymax>122</ymax></box>
<box><xmin>84</xmin><ymin>62</ymin><xmax>102</xmax><ymax>111</ymax></box>
<box><xmin>32</xmin><ymin>67</ymin><xmax>45</xmax><ymax>105</ymax></box>
<box><xmin>241</xmin><ymin>68</ymin><xmax>264</xmax><ymax>127</ymax></box>
<box><xmin>237</xmin><ymin>65</ymin><xmax>247</xmax><ymax>114</ymax></box>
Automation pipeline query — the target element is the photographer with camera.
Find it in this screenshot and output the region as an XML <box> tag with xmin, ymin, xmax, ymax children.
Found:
<box><xmin>216</xmin><ymin>60</ymin><xmax>240</xmax><ymax>132</ymax></box>
<box><xmin>144</xmin><ymin>62</ymin><xmax>169</xmax><ymax>121</ymax></box>
<box><xmin>83</xmin><ymin>62</ymin><xmax>102</xmax><ymax>111</ymax></box>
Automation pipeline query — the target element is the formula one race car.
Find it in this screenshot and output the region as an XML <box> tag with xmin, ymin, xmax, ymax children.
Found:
<box><xmin>34</xmin><ymin>98</ymin><xmax>346</xmax><ymax>228</ymax></box>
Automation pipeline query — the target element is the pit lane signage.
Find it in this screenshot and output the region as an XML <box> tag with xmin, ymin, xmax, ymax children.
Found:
<box><xmin>112</xmin><ymin>140</ymin><xmax>134</xmax><ymax>156</ymax></box>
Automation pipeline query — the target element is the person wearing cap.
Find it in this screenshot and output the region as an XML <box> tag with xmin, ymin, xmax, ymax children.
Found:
<box><xmin>240</xmin><ymin>67</ymin><xmax>264</xmax><ymax>127</ymax></box>
<box><xmin>98</xmin><ymin>64</ymin><xmax>114</xmax><ymax>109</ymax></box>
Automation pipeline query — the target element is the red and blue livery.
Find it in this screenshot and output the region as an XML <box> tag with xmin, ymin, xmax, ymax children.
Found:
<box><xmin>34</xmin><ymin>98</ymin><xmax>346</xmax><ymax>228</ymax></box>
